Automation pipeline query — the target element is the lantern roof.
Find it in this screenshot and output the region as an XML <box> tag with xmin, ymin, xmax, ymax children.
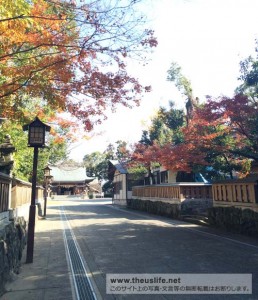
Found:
<box><xmin>22</xmin><ymin>116</ymin><xmax>51</xmax><ymax>132</ymax></box>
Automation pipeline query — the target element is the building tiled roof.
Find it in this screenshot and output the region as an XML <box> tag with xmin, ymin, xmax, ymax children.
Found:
<box><xmin>109</xmin><ymin>160</ymin><xmax>127</xmax><ymax>174</ymax></box>
<box><xmin>50</xmin><ymin>165</ymin><xmax>94</xmax><ymax>183</ymax></box>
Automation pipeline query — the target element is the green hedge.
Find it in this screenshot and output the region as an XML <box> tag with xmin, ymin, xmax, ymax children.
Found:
<box><xmin>208</xmin><ymin>207</ymin><xmax>258</xmax><ymax>236</ymax></box>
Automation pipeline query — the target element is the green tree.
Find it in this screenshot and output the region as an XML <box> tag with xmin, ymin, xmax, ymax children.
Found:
<box><xmin>83</xmin><ymin>140</ymin><xmax>132</xmax><ymax>180</ymax></box>
<box><xmin>167</xmin><ymin>62</ymin><xmax>199</xmax><ymax>125</ymax></box>
<box><xmin>0</xmin><ymin>117</ymin><xmax>70</xmax><ymax>182</ymax></box>
<box><xmin>167</xmin><ymin>62</ymin><xmax>193</xmax><ymax>99</ymax></box>
<box><xmin>139</xmin><ymin>102</ymin><xmax>184</xmax><ymax>146</ymax></box>
<box><xmin>161</xmin><ymin>101</ymin><xmax>185</xmax><ymax>131</ymax></box>
<box><xmin>237</xmin><ymin>56</ymin><xmax>258</xmax><ymax>102</ymax></box>
<box><xmin>139</xmin><ymin>130</ymin><xmax>151</xmax><ymax>146</ymax></box>
<box><xmin>83</xmin><ymin>151</ymin><xmax>107</xmax><ymax>179</ymax></box>
<box><xmin>115</xmin><ymin>140</ymin><xmax>131</xmax><ymax>162</ymax></box>
<box><xmin>104</xmin><ymin>143</ymin><xmax>116</xmax><ymax>160</ymax></box>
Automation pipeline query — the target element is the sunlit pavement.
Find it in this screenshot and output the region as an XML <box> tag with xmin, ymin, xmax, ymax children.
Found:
<box><xmin>1</xmin><ymin>197</ymin><xmax>258</xmax><ymax>300</ymax></box>
<box><xmin>48</xmin><ymin>197</ymin><xmax>113</xmax><ymax>206</ymax></box>
<box><xmin>1</xmin><ymin>205</ymin><xmax>75</xmax><ymax>300</ymax></box>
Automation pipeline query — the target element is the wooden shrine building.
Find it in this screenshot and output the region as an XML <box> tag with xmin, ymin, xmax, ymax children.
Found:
<box><xmin>50</xmin><ymin>164</ymin><xmax>95</xmax><ymax>196</ymax></box>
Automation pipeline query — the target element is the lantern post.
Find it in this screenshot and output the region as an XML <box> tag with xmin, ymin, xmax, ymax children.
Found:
<box><xmin>43</xmin><ymin>165</ymin><xmax>53</xmax><ymax>217</ymax></box>
<box><xmin>23</xmin><ymin>117</ymin><xmax>51</xmax><ymax>263</ymax></box>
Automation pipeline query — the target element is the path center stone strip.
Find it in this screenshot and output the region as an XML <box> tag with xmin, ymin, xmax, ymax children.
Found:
<box><xmin>60</xmin><ymin>206</ymin><xmax>97</xmax><ymax>300</ymax></box>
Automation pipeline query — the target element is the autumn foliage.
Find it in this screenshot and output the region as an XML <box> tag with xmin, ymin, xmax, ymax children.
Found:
<box><xmin>131</xmin><ymin>94</ymin><xmax>256</xmax><ymax>177</ymax></box>
<box><xmin>130</xmin><ymin>59</ymin><xmax>258</xmax><ymax>178</ymax></box>
<box><xmin>0</xmin><ymin>0</ymin><xmax>157</xmax><ymax>131</ymax></box>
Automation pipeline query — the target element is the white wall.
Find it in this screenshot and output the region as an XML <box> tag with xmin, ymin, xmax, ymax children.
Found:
<box><xmin>113</xmin><ymin>172</ymin><xmax>127</xmax><ymax>200</ymax></box>
<box><xmin>168</xmin><ymin>171</ymin><xmax>177</xmax><ymax>183</ymax></box>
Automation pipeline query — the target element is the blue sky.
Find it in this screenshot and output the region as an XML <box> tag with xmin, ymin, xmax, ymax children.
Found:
<box><xmin>69</xmin><ymin>0</ymin><xmax>258</xmax><ymax>161</ymax></box>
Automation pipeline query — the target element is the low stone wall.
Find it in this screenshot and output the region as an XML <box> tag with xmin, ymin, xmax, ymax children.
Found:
<box><xmin>0</xmin><ymin>217</ymin><xmax>27</xmax><ymax>297</ymax></box>
<box><xmin>181</xmin><ymin>198</ymin><xmax>213</xmax><ymax>215</ymax></box>
<box><xmin>127</xmin><ymin>198</ymin><xmax>212</xmax><ymax>219</ymax></box>
<box><xmin>127</xmin><ymin>199</ymin><xmax>258</xmax><ymax>236</ymax></box>
<box><xmin>113</xmin><ymin>199</ymin><xmax>127</xmax><ymax>206</ymax></box>
<box><xmin>127</xmin><ymin>198</ymin><xmax>181</xmax><ymax>219</ymax></box>
<box><xmin>208</xmin><ymin>207</ymin><xmax>258</xmax><ymax>236</ymax></box>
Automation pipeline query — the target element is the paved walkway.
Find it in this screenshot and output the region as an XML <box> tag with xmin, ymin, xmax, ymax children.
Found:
<box><xmin>2</xmin><ymin>199</ymin><xmax>258</xmax><ymax>300</ymax></box>
<box><xmin>1</xmin><ymin>204</ymin><xmax>75</xmax><ymax>300</ymax></box>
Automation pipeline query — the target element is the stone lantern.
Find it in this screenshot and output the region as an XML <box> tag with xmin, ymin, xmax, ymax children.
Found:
<box><xmin>0</xmin><ymin>134</ymin><xmax>16</xmax><ymax>175</ymax></box>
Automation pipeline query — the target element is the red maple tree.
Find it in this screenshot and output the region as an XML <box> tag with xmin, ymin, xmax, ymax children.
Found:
<box><xmin>130</xmin><ymin>94</ymin><xmax>255</xmax><ymax>177</ymax></box>
<box><xmin>0</xmin><ymin>0</ymin><xmax>157</xmax><ymax>132</ymax></box>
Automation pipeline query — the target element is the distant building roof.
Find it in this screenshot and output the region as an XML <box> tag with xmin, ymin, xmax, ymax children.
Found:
<box><xmin>108</xmin><ymin>160</ymin><xmax>128</xmax><ymax>181</ymax></box>
<box><xmin>109</xmin><ymin>160</ymin><xmax>127</xmax><ymax>174</ymax></box>
<box><xmin>50</xmin><ymin>165</ymin><xmax>95</xmax><ymax>183</ymax></box>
